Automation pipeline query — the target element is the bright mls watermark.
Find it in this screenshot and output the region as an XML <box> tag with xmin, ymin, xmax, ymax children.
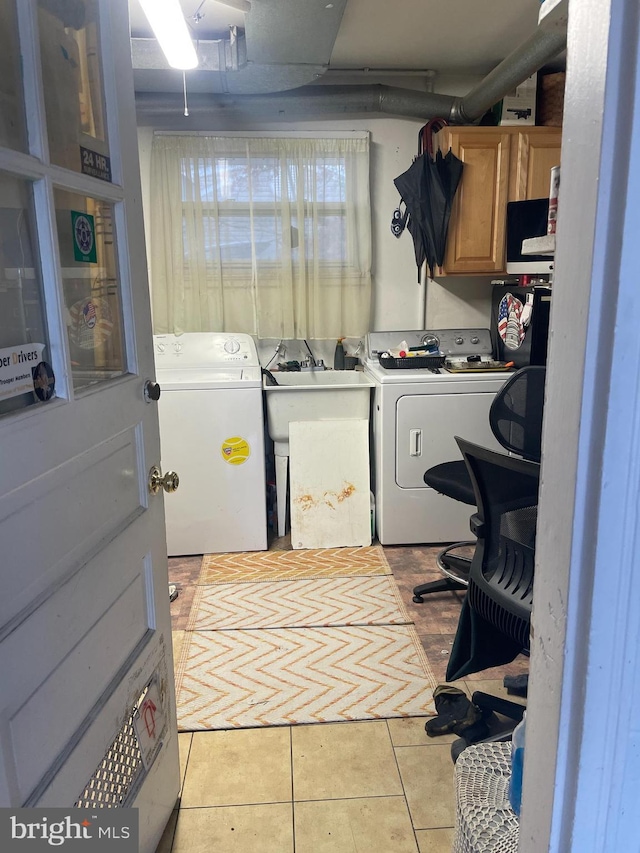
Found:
<box><xmin>0</xmin><ymin>809</ymin><xmax>138</xmax><ymax>851</ymax></box>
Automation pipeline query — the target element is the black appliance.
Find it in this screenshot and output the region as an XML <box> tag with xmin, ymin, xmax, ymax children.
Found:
<box><xmin>506</xmin><ymin>198</ymin><xmax>555</xmax><ymax>275</ymax></box>
<box><xmin>491</xmin><ymin>285</ymin><xmax>552</xmax><ymax>368</ymax></box>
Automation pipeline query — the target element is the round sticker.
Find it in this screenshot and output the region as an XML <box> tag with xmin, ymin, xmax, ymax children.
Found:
<box><xmin>74</xmin><ymin>213</ymin><xmax>94</xmax><ymax>256</ymax></box>
<box><xmin>68</xmin><ymin>297</ymin><xmax>114</xmax><ymax>349</ymax></box>
<box><xmin>32</xmin><ymin>361</ymin><xmax>55</xmax><ymax>402</ymax></box>
<box><xmin>221</xmin><ymin>436</ymin><xmax>251</xmax><ymax>465</ymax></box>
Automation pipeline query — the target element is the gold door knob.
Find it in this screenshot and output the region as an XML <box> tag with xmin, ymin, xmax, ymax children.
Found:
<box><xmin>148</xmin><ymin>465</ymin><xmax>180</xmax><ymax>495</ymax></box>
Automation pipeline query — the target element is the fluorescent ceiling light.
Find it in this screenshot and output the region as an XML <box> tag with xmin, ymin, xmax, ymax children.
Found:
<box><xmin>138</xmin><ymin>0</ymin><xmax>198</xmax><ymax>70</ymax></box>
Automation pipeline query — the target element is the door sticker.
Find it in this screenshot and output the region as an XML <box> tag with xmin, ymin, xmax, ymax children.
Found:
<box><xmin>69</xmin><ymin>297</ymin><xmax>114</xmax><ymax>349</ymax></box>
<box><xmin>32</xmin><ymin>361</ymin><xmax>55</xmax><ymax>401</ymax></box>
<box><xmin>0</xmin><ymin>343</ymin><xmax>46</xmax><ymax>402</ymax></box>
<box><xmin>71</xmin><ymin>210</ymin><xmax>97</xmax><ymax>263</ymax></box>
<box><xmin>221</xmin><ymin>436</ymin><xmax>251</xmax><ymax>465</ymax></box>
<box><xmin>497</xmin><ymin>292</ymin><xmax>526</xmax><ymax>351</ymax></box>
<box><xmin>133</xmin><ymin>677</ymin><xmax>167</xmax><ymax>771</ymax></box>
<box><xmin>80</xmin><ymin>145</ymin><xmax>112</xmax><ymax>182</ymax></box>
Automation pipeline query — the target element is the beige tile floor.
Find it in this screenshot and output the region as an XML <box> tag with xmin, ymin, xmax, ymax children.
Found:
<box><xmin>155</xmin><ymin>678</ymin><xmax>520</xmax><ymax>853</ymax></box>
<box><xmin>163</xmin><ymin>547</ymin><xmax>526</xmax><ymax>852</ymax></box>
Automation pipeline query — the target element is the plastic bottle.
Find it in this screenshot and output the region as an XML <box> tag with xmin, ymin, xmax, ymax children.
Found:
<box><xmin>333</xmin><ymin>338</ymin><xmax>346</xmax><ymax>370</ymax></box>
<box><xmin>509</xmin><ymin>711</ymin><xmax>526</xmax><ymax>816</ymax></box>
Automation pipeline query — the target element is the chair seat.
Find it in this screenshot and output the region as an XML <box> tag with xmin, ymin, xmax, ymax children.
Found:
<box><xmin>424</xmin><ymin>460</ymin><xmax>476</xmax><ymax>505</ymax></box>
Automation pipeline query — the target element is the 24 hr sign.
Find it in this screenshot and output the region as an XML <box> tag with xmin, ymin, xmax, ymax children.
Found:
<box><xmin>80</xmin><ymin>146</ymin><xmax>112</xmax><ymax>182</ymax></box>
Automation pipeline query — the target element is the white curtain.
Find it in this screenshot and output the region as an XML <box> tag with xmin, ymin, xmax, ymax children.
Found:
<box><xmin>150</xmin><ymin>135</ymin><xmax>371</xmax><ymax>339</ymax></box>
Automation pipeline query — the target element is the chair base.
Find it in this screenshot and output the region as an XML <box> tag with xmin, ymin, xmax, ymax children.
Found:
<box><xmin>412</xmin><ymin>541</ymin><xmax>472</xmax><ymax>603</ymax></box>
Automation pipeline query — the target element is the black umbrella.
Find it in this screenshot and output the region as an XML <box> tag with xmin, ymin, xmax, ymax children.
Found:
<box><xmin>393</xmin><ymin>118</ymin><xmax>464</xmax><ymax>279</ymax></box>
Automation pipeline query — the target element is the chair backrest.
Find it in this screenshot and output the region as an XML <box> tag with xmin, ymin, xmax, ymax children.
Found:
<box><xmin>489</xmin><ymin>365</ymin><xmax>546</xmax><ymax>462</ymax></box>
<box><xmin>455</xmin><ymin>437</ymin><xmax>541</xmax><ymax>651</ymax></box>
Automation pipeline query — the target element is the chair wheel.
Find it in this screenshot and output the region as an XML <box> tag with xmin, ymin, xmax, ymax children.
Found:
<box><xmin>412</xmin><ymin>595</ymin><xmax>424</xmax><ymax>604</ymax></box>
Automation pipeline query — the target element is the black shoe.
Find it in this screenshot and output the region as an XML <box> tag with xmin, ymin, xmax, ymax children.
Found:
<box><xmin>425</xmin><ymin>685</ymin><xmax>482</xmax><ymax>737</ymax></box>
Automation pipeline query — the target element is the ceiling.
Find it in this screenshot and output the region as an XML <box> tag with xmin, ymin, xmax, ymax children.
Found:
<box><xmin>128</xmin><ymin>0</ymin><xmax>547</xmax><ymax>90</ymax></box>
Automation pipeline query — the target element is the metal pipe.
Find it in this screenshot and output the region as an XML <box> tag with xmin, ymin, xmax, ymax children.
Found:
<box><xmin>452</xmin><ymin>28</ymin><xmax>566</xmax><ymax>123</ymax></box>
<box><xmin>136</xmin><ymin>85</ymin><xmax>456</xmax><ymax>121</ymax></box>
<box><xmin>378</xmin><ymin>86</ymin><xmax>456</xmax><ymax>120</ymax></box>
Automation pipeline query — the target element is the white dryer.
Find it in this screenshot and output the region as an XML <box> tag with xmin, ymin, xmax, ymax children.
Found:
<box><xmin>154</xmin><ymin>332</ymin><xmax>267</xmax><ymax>556</ymax></box>
<box><xmin>364</xmin><ymin>329</ymin><xmax>509</xmax><ymax>545</ymax></box>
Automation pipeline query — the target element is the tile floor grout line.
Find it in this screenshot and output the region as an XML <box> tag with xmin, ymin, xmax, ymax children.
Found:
<box><xmin>178</xmin><ymin>800</ymin><xmax>296</xmax><ymax>811</ymax></box>
<box><xmin>289</xmin><ymin>726</ymin><xmax>297</xmax><ymax>853</ymax></box>
<box><xmin>386</xmin><ymin>717</ymin><xmax>423</xmax><ymax>840</ymax></box>
<box><xmin>292</xmin><ymin>793</ymin><xmax>411</xmax><ymax>805</ymax></box>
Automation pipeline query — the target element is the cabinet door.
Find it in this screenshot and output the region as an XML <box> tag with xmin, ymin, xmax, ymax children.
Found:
<box><xmin>440</xmin><ymin>129</ymin><xmax>512</xmax><ymax>274</ymax></box>
<box><xmin>512</xmin><ymin>129</ymin><xmax>562</xmax><ymax>200</ymax></box>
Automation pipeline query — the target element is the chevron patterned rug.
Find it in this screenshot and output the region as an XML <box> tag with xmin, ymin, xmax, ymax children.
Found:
<box><xmin>175</xmin><ymin>550</ymin><xmax>437</xmax><ymax>730</ymax></box>
<box><xmin>199</xmin><ymin>545</ymin><xmax>391</xmax><ymax>584</ymax></box>
<box><xmin>186</xmin><ymin>576</ymin><xmax>410</xmax><ymax>631</ymax></box>
<box><xmin>175</xmin><ymin>625</ymin><xmax>436</xmax><ymax>730</ymax></box>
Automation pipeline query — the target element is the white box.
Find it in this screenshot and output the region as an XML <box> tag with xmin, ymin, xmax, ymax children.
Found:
<box><xmin>499</xmin><ymin>73</ymin><xmax>537</xmax><ymax>125</ymax></box>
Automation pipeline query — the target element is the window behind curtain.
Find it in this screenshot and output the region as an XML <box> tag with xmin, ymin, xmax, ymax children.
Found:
<box><xmin>150</xmin><ymin>135</ymin><xmax>371</xmax><ymax>339</ymax></box>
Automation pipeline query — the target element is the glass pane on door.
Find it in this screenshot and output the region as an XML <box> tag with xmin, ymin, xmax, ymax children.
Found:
<box><xmin>0</xmin><ymin>0</ymin><xmax>28</xmax><ymax>152</ymax></box>
<box><xmin>38</xmin><ymin>0</ymin><xmax>110</xmax><ymax>179</ymax></box>
<box><xmin>0</xmin><ymin>172</ymin><xmax>51</xmax><ymax>416</ymax></box>
<box><xmin>54</xmin><ymin>189</ymin><xmax>126</xmax><ymax>390</ymax></box>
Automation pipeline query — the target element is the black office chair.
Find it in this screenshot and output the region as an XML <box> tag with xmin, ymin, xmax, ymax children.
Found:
<box><xmin>446</xmin><ymin>437</ymin><xmax>540</xmax><ymax>757</ymax></box>
<box><xmin>412</xmin><ymin>365</ymin><xmax>545</xmax><ymax>602</ymax></box>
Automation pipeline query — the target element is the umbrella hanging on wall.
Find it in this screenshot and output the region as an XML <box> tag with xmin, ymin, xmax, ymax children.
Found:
<box><xmin>393</xmin><ymin>118</ymin><xmax>464</xmax><ymax>280</ymax></box>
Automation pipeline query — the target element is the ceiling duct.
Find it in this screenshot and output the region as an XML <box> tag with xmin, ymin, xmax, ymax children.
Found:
<box><xmin>131</xmin><ymin>0</ymin><xmax>348</xmax><ymax>96</ymax></box>
<box><xmin>136</xmin><ymin>25</ymin><xmax>566</xmax><ymax>125</ymax></box>
<box><xmin>131</xmin><ymin>32</ymin><xmax>329</xmax><ymax>95</ymax></box>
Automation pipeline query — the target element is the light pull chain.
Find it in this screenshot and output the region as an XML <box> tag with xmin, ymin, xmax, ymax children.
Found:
<box><xmin>183</xmin><ymin>72</ymin><xmax>189</xmax><ymax>117</ymax></box>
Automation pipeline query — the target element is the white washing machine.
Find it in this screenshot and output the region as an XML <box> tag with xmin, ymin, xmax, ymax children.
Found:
<box><xmin>154</xmin><ymin>332</ymin><xmax>267</xmax><ymax>556</ymax></box>
<box><xmin>363</xmin><ymin>329</ymin><xmax>509</xmax><ymax>545</ymax></box>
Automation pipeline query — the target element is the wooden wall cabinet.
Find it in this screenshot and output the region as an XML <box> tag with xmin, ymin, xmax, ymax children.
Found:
<box><xmin>436</xmin><ymin>126</ymin><xmax>562</xmax><ymax>275</ymax></box>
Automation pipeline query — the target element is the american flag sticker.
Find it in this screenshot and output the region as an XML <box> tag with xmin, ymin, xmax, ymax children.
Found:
<box><xmin>497</xmin><ymin>292</ymin><xmax>526</xmax><ymax>350</ymax></box>
<box><xmin>82</xmin><ymin>301</ymin><xmax>97</xmax><ymax>329</ymax></box>
<box><xmin>497</xmin><ymin>294</ymin><xmax>511</xmax><ymax>343</ymax></box>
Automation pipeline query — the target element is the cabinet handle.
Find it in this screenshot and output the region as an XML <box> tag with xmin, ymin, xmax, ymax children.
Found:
<box><xmin>409</xmin><ymin>429</ymin><xmax>422</xmax><ymax>457</ymax></box>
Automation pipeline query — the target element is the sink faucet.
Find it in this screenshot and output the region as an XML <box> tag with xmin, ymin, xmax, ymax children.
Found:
<box><xmin>301</xmin><ymin>357</ymin><xmax>325</xmax><ymax>371</ymax></box>
<box><xmin>303</xmin><ymin>339</ymin><xmax>317</xmax><ymax>367</ymax></box>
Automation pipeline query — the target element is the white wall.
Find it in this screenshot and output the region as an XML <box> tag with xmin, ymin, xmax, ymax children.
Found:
<box><xmin>137</xmin><ymin>110</ymin><xmax>495</xmax><ymax>335</ymax></box>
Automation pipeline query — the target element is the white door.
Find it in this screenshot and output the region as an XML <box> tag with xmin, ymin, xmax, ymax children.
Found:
<box><xmin>0</xmin><ymin>2</ymin><xmax>179</xmax><ymax>851</ymax></box>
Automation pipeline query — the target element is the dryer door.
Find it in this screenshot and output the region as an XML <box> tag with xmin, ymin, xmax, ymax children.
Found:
<box><xmin>396</xmin><ymin>392</ymin><xmax>502</xmax><ymax>488</ymax></box>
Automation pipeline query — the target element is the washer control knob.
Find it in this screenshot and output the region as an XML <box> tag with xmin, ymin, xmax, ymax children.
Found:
<box><xmin>173</xmin><ymin>341</ymin><xmax>182</xmax><ymax>353</ymax></box>
<box><xmin>470</xmin><ymin>336</ymin><xmax>480</xmax><ymax>345</ymax></box>
<box><xmin>421</xmin><ymin>333</ymin><xmax>440</xmax><ymax>350</ymax></box>
<box><xmin>455</xmin><ymin>336</ymin><xmax>464</xmax><ymax>345</ymax></box>
<box><xmin>224</xmin><ymin>338</ymin><xmax>241</xmax><ymax>354</ymax></box>
<box><xmin>156</xmin><ymin>342</ymin><xmax>165</xmax><ymax>354</ymax></box>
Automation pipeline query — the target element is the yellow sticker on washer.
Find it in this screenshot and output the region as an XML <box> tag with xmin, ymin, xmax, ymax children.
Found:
<box><xmin>221</xmin><ymin>436</ymin><xmax>251</xmax><ymax>465</ymax></box>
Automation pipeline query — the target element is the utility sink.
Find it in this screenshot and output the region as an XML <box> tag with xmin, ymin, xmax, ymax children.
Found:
<box><xmin>263</xmin><ymin>370</ymin><xmax>374</xmax><ymax>457</ymax></box>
